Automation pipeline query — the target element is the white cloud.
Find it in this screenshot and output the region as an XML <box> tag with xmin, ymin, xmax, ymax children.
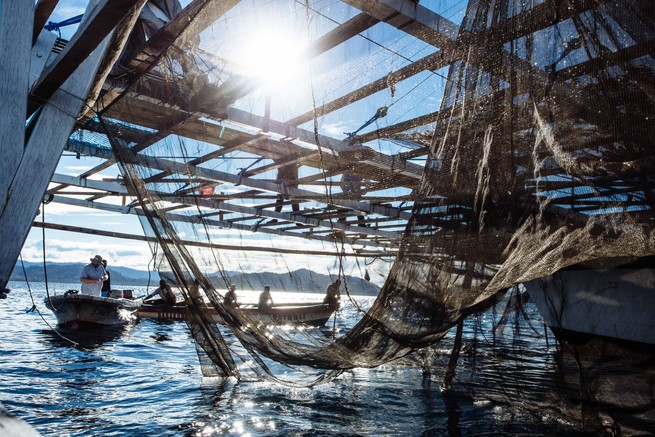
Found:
<box><xmin>21</xmin><ymin>232</ymin><xmax>153</xmax><ymax>270</ymax></box>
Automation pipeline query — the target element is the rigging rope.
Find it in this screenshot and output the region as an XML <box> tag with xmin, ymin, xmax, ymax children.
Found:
<box><xmin>344</xmin><ymin>106</ymin><xmax>389</xmax><ymax>141</ymax></box>
<box><xmin>44</xmin><ymin>14</ymin><xmax>84</xmax><ymax>37</ymax></box>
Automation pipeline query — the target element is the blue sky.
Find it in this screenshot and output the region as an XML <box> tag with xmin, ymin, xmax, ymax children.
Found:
<box><xmin>23</xmin><ymin>0</ymin><xmax>467</xmax><ymax>285</ymax></box>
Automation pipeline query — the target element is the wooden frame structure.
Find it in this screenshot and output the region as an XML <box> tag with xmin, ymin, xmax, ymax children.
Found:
<box><xmin>0</xmin><ymin>0</ymin><xmax>653</xmax><ymax>288</ymax></box>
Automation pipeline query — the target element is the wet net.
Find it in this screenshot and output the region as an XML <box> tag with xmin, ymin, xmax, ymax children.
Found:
<box><xmin>72</xmin><ymin>0</ymin><xmax>655</xmax><ymax>383</ymax></box>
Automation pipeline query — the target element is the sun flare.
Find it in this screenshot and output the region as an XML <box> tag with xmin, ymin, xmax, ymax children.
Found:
<box><xmin>236</xmin><ymin>26</ymin><xmax>306</xmax><ymax>87</ymax></box>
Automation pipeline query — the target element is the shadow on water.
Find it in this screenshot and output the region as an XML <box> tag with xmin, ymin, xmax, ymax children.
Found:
<box><xmin>552</xmin><ymin>335</ymin><xmax>655</xmax><ymax>435</ymax></box>
<box><xmin>39</xmin><ymin>324</ymin><xmax>131</xmax><ymax>350</ymax></box>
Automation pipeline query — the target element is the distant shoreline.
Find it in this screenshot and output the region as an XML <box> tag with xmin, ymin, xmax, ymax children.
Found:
<box><xmin>11</xmin><ymin>261</ymin><xmax>381</xmax><ymax>296</ymax></box>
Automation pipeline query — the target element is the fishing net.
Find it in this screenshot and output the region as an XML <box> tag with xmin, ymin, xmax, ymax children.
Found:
<box><xmin>65</xmin><ymin>0</ymin><xmax>655</xmax><ymax>384</ymax></box>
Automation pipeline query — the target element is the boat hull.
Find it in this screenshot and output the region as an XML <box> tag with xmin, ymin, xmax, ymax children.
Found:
<box><xmin>137</xmin><ymin>302</ymin><xmax>339</xmax><ymax>327</ymax></box>
<box><xmin>523</xmin><ymin>264</ymin><xmax>655</xmax><ymax>345</ymax></box>
<box><xmin>44</xmin><ymin>292</ymin><xmax>141</xmax><ymax>328</ymax></box>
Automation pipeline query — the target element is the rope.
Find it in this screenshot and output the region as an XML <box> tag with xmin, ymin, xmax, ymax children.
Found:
<box><xmin>236</xmin><ymin>157</ymin><xmax>264</xmax><ymax>185</ymax></box>
<box><xmin>36</xmin><ymin>202</ymin><xmax>79</xmax><ymax>347</ymax></box>
<box><xmin>344</xmin><ymin>106</ymin><xmax>389</xmax><ymax>141</ymax></box>
<box><xmin>44</xmin><ymin>14</ymin><xmax>84</xmax><ymax>37</ymax></box>
<box><xmin>19</xmin><ymin>204</ymin><xmax>83</xmax><ymax>349</ymax></box>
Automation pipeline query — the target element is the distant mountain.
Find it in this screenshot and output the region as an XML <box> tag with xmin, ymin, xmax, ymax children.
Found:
<box><xmin>220</xmin><ymin>268</ymin><xmax>379</xmax><ymax>296</ymax></box>
<box><xmin>10</xmin><ymin>262</ymin><xmax>380</xmax><ymax>296</ymax></box>
<box><xmin>10</xmin><ymin>261</ymin><xmax>159</xmax><ymax>287</ymax></box>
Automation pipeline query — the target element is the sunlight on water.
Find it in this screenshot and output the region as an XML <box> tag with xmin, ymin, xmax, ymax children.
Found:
<box><xmin>1</xmin><ymin>281</ymin><xmax>652</xmax><ymax>435</ymax></box>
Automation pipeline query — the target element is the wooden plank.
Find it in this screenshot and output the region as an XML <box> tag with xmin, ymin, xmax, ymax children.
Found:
<box><xmin>0</xmin><ymin>0</ymin><xmax>33</xmax><ymax>221</ymax></box>
<box><xmin>0</xmin><ymin>0</ymin><xmax>111</xmax><ymax>287</ymax></box>
<box><xmin>227</xmin><ymin>107</ymin><xmax>424</xmax><ymax>182</ymax></box>
<box><xmin>29</xmin><ymin>30</ymin><xmax>57</xmax><ymax>89</ymax></box>
<box><xmin>98</xmin><ymin>89</ymin><xmax>423</xmax><ymax>188</ymax></box>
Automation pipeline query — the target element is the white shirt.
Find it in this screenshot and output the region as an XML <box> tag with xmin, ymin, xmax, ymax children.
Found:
<box><xmin>80</xmin><ymin>263</ymin><xmax>105</xmax><ymax>296</ymax></box>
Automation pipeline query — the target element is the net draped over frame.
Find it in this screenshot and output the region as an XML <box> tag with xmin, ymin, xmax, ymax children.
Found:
<box><xmin>90</xmin><ymin>0</ymin><xmax>655</xmax><ymax>381</ymax></box>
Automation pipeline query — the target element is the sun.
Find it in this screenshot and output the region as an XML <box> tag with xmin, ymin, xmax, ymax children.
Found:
<box><xmin>236</xmin><ymin>26</ymin><xmax>306</xmax><ymax>87</ymax></box>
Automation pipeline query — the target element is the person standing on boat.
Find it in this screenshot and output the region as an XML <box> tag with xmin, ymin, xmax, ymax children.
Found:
<box><xmin>258</xmin><ymin>285</ymin><xmax>274</xmax><ymax>309</ymax></box>
<box><xmin>80</xmin><ymin>255</ymin><xmax>108</xmax><ymax>297</ymax></box>
<box><xmin>324</xmin><ymin>279</ymin><xmax>341</xmax><ymax>305</ymax></box>
<box><xmin>101</xmin><ymin>259</ymin><xmax>111</xmax><ymax>296</ymax></box>
<box><xmin>224</xmin><ymin>284</ymin><xmax>239</xmax><ymax>307</ymax></box>
<box><xmin>145</xmin><ymin>279</ymin><xmax>177</xmax><ymax>305</ymax></box>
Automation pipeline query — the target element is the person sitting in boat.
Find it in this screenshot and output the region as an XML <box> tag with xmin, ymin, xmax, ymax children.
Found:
<box><xmin>144</xmin><ymin>279</ymin><xmax>177</xmax><ymax>306</ymax></box>
<box><xmin>258</xmin><ymin>285</ymin><xmax>274</xmax><ymax>309</ymax></box>
<box><xmin>323</xmin><ymin>279</ymin><xmax>341</xmax><ymax>305</ymax></box>
<box><xmin>80</xmin><ymin>255</ymin><xmax>108</xmax><ymax>297</ymax></box>
<box><xmin>224</xmin><ymin>284</ymin><xmax>239</xmax><ymax>307</ymax></box>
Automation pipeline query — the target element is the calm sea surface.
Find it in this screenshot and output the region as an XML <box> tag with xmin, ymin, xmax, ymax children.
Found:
<box><xmin>1</xmin><ymin>281</ymin><xmax>652</xmax><ymax>436</ymax></box>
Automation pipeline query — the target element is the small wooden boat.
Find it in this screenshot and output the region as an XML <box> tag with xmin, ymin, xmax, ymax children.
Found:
<box><xmin>137</xmin><ymin>301</ymin><xmax>339</xmax><ymax>327</ymax></box>
<box><xmin>43</xmin><ymin>290</ymin><xmax>142</xmax><ymax>329</ymax></box>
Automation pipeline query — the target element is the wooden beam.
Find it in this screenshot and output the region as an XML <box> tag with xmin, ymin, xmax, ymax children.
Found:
<box><xmin>63</xmin><ymin>138</ymin><xmax>412</xmax><ymax>221</ymax></box>
<box><xmin>98</xmin><ymin>0</ymin><xmax>241</xmax><ymax>115</ymax></box>
<box><xmin>341</xmin><ymin>0</ymin><xmax>459</xmax><ymax>48</ymax></box>
<box><xmin>47</xmin><ymin>170</ymin><xmax>408</xmax><ymax>241</ymax></box>
<box><xmin>189</xmin><ymin>12</ymin><xmax>382</xmax><ymax>115</ymax></box>
<box><xmin>33</xmin><ymin>221</ymin><xmax>393</xmax><ymax>257</ymax></box>
<box><xmin>288</xmin><ymin>50</ymin><xmax>446</xmax><ymax>127</ymax></box>
<box><xmin>0</xmin><ymin>0</ymin><xmax>112</xmax><ymax>286</ymax></box>
<box><xmin>81</xmin><ymin>1</ymin><xmax>148</xmax><ymax>118</ymax></box>
<box><xmin>303</xmin><ymin>13</ymin><xmax>380</xmax><ymax>59</ymax></box>
<box><xmin>30</xmin><ymin>0</ymin><xmax>146</xmax><ymax>108</ymax></box>
<box><xmin>95</xmin><ymin>97</ymin><xmax>423</xmax><ymax>189</ymax></box>
<box><xmin>45</xmin><ymin>192</ymin><xmax>400</xmax><ymax>249</ymax></box>
<box><xmin>227</xmin><ymin>107</ymin><xmax>424</xmax><ymax>184</ymax></box>
<box><xmin>32</xmin><ymin>0</ymin><xmax>58</xmax><ymax>45</ymax></box>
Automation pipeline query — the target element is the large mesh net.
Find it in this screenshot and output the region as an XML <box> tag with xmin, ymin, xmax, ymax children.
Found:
<box><xmin>60</xmin><ymin>0</ymin><xmax>655</xmax><ymax>384</ymax></box>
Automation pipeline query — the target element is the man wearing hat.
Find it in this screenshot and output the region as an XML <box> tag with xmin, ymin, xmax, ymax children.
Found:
<box><xmin>80</xmin><ymin>255</ymin><xmax>108</xmax><ymax>297</ymax></box>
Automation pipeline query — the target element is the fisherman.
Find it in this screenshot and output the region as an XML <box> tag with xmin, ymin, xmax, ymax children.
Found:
<box><xmin>80</xmin><ymin>255</ymin><xmax>108</xmax><ymax>297</ymax></box>
<box><xmin>101</xmin><ymin>259</ymin><xmax>111</xmax><ymax>296</ymax></box>
<box><xmin>224</xmin><ymin>284</ymin><xmax>239</xmax><ymax>307</ymax></box>
<box><xmin>258</xmin><ymin>285</ymin><xmax>274</xmax><ymax>309</ymax></box>
<box><xmin>323</xmin><ymin>279</ymin><xmax>341</xmax><ymax>305</ymax></box>
<box><xmin>145</xmin><ymin>279</ymin><xmax>177</xmax><ymax>305</ymax></box>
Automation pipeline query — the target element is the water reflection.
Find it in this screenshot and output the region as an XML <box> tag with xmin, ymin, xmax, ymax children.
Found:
<box><xmin>40</xmin><ymin>325</ymin><xmax>130</xmax><ymax>350</ymax></box>
<box><xmin>552</xmin><ymin>338</ymin><xmax>655</xmax><ymax>434</ymax></box>
<box><xmin>5</xmin><ymin>284</ymin><xmax>655</xmax><ymax>435</ymax></box>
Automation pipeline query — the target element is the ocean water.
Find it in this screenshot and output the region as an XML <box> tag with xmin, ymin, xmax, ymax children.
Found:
<box><xmin>1</xmin><ymin>281</ymin><xmax>652</xmax><ymax>436</ymax></box>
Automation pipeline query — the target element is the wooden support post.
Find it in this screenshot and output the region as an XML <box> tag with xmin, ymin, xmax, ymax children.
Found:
<box><xmin>0</xmin><ymin>0</ymin><xmax>117</xmax><ymax>288</ymax></box>
<box><xmin>0</xmin><ymin>0</ymin><xmax>33</xmax><ymax>215</ymax></box>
